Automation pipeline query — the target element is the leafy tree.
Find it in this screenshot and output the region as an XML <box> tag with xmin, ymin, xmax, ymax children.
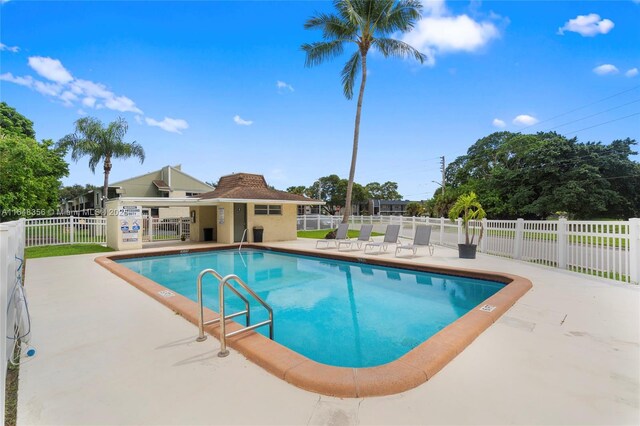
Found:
<box><xmin>404</xmin><ymin>201</ymin><xmax>425</xmax><ymax>217</ymax></box>
<box><xmin>302</xmin><ymin>0</ymin><xmax>425</xmax><ymax>223</ymax></box>
<box><xmin>58</xmin><ymin>117</ymin><xmax>145</xmax><ymax>211</ymax></box>
<box><xmin>0</xmin><ymin>104</ymin><xmax>68</xmax><ymax>221</ymax></box>
<box><xmin>59</xmin><ymin>184</ymin><xmax>98</xmax><ymax>203</ymax></box>
<box><xmin>0</xmin><ymin>102</ymin><xmax>36</xmax><ymax>139</ymax></box>
<box><xmin>286</xmin><ymin>186</ymin><xmax>307</xmax><ymax>196</ymax></box>
<box><xmin>447</xmin><ymin>131</ymin><xmax>640</xmax><ymax>219</ymax></box>
<box><xmin>307</xmin><ymin>175</ymin><xmax>343</xmax><ymax>214</ymax></box>
<box><xmin>365</xmin><ymin>181</ymin><xmax>402</xmax><ymax>200</ymax></box>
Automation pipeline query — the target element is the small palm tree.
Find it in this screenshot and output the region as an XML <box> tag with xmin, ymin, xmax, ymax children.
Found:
<box><xmin>448</xmin><ymin>192</ymin><xmax>486</xmax><ymax>245</ymax></box>
<box><xmin>58</xmin><ymin>117</ymin><xmax>145</xmax><ymax>212</ymax></box>
<box><xmin>302</xmin><ymin>0</ymin><xmax>425</xmax><ymax>224</ymax></box>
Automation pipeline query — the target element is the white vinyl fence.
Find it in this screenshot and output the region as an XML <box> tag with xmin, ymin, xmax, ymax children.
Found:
<box><xmin>0</xmin><ymin>219</ymin><xmax>26</xmax><ymax>425</ymax></box>
<box><xmin>24</xmin><ymin>216</ymin><xmax>191</xmax><ymax>247</ymax></box>
<box><xmin>298</xmin><ymin>215</ymin><xmax>640</xmax><ymax>285</ymax></box>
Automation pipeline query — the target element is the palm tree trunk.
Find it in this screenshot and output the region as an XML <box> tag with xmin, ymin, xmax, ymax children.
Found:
<box><xmin>342</xmin><ymin>53</ymin><xmax>368</xmax><ymax>224</ymax></box>
<box><xmin>102</xmin><ymin>155</ymin><xmax>112</xmax><ymax>214</ymax></box>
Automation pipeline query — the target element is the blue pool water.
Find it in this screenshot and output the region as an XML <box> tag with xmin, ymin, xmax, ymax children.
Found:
<box><xmin>117</xmin><ymin>249</ymin><xmax>503</xmax><ymax>368</ymax></box>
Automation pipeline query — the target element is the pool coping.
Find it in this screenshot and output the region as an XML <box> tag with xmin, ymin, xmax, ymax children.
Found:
<box><xmin>95</xmin><ymin>244</ymin><xmax>532</xmax><ymax>398</ymax></box>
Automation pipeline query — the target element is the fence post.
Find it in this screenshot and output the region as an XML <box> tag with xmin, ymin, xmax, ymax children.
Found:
<box><xmin>303</xmin><ymin>215</ymin><xmax>307</xmax><ymax>231</ymax></box>
<box><xmin>557</xmin><ymin>218</ymin><xmax>567</xmax><ymax>269</ymax></box>
<box><xmin>457</xmin><ymin>218</ymin><xmax>463</xmax><ymax>244</ymax></box>
<box><xmin>480</xmin><ymin>218</ymin><xmax>488</xmax><ymax>253</ymax></box>
<box><xmin>440</xmin><ymin>217</ymin><xmax>445</xmax><ymax>245</ymax></box>
<box><xmin>69</xmin><ymin>215</ymin><xmax>74</xmax><ymax>244</ymax></box>
<box><xmin>629</xmin><ymin>218</ymin><xmax>640</xmax><ymax>285</ymax></box>
<box><xmin>514</xmin><ymin>218</ymin><xmax>524</xmax><ymax>260</ymax></box>
<box><xmin>412</xmin><ymin>216</ymin><xmax>416</xmax><ymax>236</ymax></box>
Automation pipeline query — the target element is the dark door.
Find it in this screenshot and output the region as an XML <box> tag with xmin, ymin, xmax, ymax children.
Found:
<box><xmin>233</xmin><ymin>203</ymin><xmax>247</xmax><ymax>242</ymax></box>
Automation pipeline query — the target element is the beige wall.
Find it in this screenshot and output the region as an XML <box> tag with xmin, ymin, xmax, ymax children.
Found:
<box><xmin>215</xmin><ymin>203</ymin><xmax>234</xmax><ymax>244</ymax></box>
<box><xmin>159</xmin><ymin>206</ymin><xmax>190</xmax><ymax>219</ymax></box>
<box><xmin>105</xmin><ymin>200</ymin><xmax>143</xmax><ymax>251</ymax></box>
<box><xmin>247</xmin><ymin>203</ymin><xmax>297</xmax><ymax>242</ymax></box>
<box><xmin>189</xmin><ymin>206</ymin><xmax>217</xmax><ymax>242</ymax></box>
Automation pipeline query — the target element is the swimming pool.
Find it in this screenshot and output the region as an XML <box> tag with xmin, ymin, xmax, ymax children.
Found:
<box><xmin>116</xmin><ymin>249</ymin><xmax>504</xmax><ymax>368</ymax></box>
<box><xmin>97</xmin><ymin>244</ymin><xmax>532</xmax><ymax>397</ymax></box>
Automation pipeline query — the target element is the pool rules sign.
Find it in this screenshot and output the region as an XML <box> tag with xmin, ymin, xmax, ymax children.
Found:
<box><xmin>118</xmin><ymin>205</ymin><xmax>142</xmax><ymax>243</ymax></box>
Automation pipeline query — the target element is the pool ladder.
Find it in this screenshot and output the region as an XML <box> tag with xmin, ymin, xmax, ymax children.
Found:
<box><xmin>195</xmin><ymin>268</ymin><xmax>273</xmax><ymax>357</ymax></box>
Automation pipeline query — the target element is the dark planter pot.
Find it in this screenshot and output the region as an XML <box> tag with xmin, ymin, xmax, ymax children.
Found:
<box><xmin>458</xmin><ymin>244</ymin><xmax>477</xmax><ymax>259</ymax></box>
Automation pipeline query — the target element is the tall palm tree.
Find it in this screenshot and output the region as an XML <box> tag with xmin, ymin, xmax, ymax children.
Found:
<box><xmin>58</xmin><ymin>116</ymin><xmax>145</xmax><ymax>212</ymax></box>
<box><xmin>302</xmin><ymin>0</ymin><xmax>425</xmax><ymax>223</ymax></box>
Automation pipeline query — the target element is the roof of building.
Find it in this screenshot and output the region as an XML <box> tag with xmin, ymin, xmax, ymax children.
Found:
<box><xmin>152</xmin><ymin>180</ymin><xmax>170</xmax><ymax>191</ymax></box>
<box><xmin>199</xmin><ymin>173</ymin><xmax>318</xmax><ymax>203</ymax></box>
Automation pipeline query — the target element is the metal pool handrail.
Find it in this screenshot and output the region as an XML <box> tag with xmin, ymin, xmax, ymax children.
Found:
<box><xmin>195</xmin><ymin>268</ymin><xmax>274</xmax><ymax>358</ymax></box>
<box><xmin>196</xmin><ymin>269</ymin><xmax>250</xmax><ymax>341</ymax></box>
<box><xmin>239</xmin><ymin>228</ymin><xmax>247</xmax><ymax>251</ymax></box>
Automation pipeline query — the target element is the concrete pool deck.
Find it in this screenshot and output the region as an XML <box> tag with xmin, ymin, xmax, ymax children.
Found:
<box><xmin>18</xmin><ymin>239</ymin><xmax>640</xmax><ymax>425</ymax></box>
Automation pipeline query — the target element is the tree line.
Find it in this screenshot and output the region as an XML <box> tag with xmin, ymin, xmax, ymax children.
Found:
<box><xmin>287</xmin><ymin>176</ymin><xmax>402</xmax><ymax>215</ymax></box>
<box><xmin>430</xmin><ymin>131</ymin><xmax>640</xmax><ymax>220</ymax></box>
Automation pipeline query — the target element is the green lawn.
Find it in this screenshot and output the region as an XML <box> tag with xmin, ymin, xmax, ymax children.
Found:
<box><xmin>25</xmin><ymin>244</ymin><xmax>114</xmax><ymax>259</ymax></box>
<box><xmin>297</xmin><ymin>229</ymin><xmax>383</xmax><ymax>239</ymax></box>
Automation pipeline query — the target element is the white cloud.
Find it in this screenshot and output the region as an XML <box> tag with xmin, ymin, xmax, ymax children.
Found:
<box><xmin>82</xmin><ymin>97</ymin><xmax>96</xmax><ymax>108</ymax></box>
<box><xmin>558</xmin><ymin>14</ymin><xmax>614</xmax><ymax>37</ymax></box>
<box><xmin>276</xmin><ymin>80</ymin><xmax>294</xmax><ymax>92</ymax></box>
<box><xmin>0</xmin><ymin>72</ymin><xmax>34</xmax><ymax>88</ymax></box>
<box><xmin>625</xmin><ymin>68</ymin><xmax>638</xmax><ymax>78</ymax></box>
<box><xmin>513</xmin><ymin>115</ymin><xmax>538</xmax><ymax>126</ymax></box>
<box><xmin>402</xmin><ymin>12</ymin><xmax>500</xmax><ymax>66</ymax></box>
<box><xmin>0</xmin><ymin>43</ymin><xmax>19</xmax><ymax>53</ymax></box>
<box><xmin>145</xmin><ymin>117</ymin><xmax>189</xmax><ymax>134</ymax></box>
<box><xmin>59</xmin><ymin>90</ymin><xmax>78</xmax><ymax>106</ymax></box>
<box><xmin>593</xmin><ymin>64</ymin><xmax>619</xmax><ymax>75</ymax></box>
<box><xmin>2</xmin><ymin>55</ymin><xmax>191</xmax><ymax>132</ymax></box>
<box><xmin>28</xmin><ymin>56</ymin><xmax>74</xmax><ymax>83</ymax></box>
<box><xmin>492</xmin><ymin>118</ymin><xmax>506</xmax><ymax>128</ymax></box>
<box><xmin>104</xmin><ymin>95</ymin><xmax>142</xmax><ymax>114</ymax></box>
<box><xmin>233</xmin><ymin>115</ymin><xmax>253</xmax><ymax>126</ymax></box>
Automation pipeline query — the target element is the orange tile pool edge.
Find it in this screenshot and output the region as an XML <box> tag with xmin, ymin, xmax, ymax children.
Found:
<box><xmin>95</xmin><ymin>244</ymin><xmax>532</xmax><ymax>397</ymax></box>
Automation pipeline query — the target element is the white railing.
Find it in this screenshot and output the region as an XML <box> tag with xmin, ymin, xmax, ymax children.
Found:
<box><xmin>25</xmin><ymin>216</ymin><xmax>107</xmax><ymax>247</ymax></box>
<box><xmin>23</xmin><ymin>216</ymin><xmax>192</xmax><ymax>247</ymax></box>
<box><xmin>297</xmin><ymin>215</ymin><xmax>640</xmax><ymax>285</ymax></box>
<box><xmin>142</xmin><ymin>217</ymin><xmax>191</xmax><ymax>242</ymax></box>
<box><xmin>0</xmin><ymin>219</ymin><xmax>26</xmax><ymax>425</ymax></box>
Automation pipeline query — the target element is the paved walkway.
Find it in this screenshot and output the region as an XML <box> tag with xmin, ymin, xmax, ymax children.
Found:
<box><xmin>18</xmin><ymin>240</ymin><xmax>640</xmax><ymax>425</ymax></box>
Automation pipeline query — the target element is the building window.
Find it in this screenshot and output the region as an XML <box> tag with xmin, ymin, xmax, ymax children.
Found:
<box><xmin>186</xmin><ymin>192</ymin><xmax>201</xmax><ymax>197</ymax></box>
<box><xmin>255</xmin><ymin>205</ymin><xmax>282</xmax><ymax>215</ymax></box>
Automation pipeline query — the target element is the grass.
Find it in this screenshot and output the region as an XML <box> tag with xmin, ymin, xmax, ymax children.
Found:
<box><xmin>297</xmin><ymin>229</ymin><xmax>383</xmax><ymax>239</ymax></box>
<box><xmin>25</xmin><ymin>244</ymin><xmax>114</xmax><ymax>259</ymax></box>
<box><xmin>4</xmin><ymin>347</ymin><xmax>20</xmax><ymax>426</ymax></box>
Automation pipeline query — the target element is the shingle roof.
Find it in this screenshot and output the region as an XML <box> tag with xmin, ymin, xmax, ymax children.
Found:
<box><xmin>152</xmin><ymin>180</ymin><xmax>170</xmax><ymax>191</ymax></box>
<box><xmin>198</xmin><ymin>173</ymin><xmax>318</xmax><ymax>202</ymax></box>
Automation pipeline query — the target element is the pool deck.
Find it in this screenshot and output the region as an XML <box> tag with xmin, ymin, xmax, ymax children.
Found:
<box><xmin>18</xmin><ymin>239</ymin><xmax>640</xmax><ymax>425</ymax></box>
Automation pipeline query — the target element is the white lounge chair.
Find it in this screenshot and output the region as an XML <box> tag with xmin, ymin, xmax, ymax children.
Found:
<box><xmin>396</xmin><ymin>225</ymin><xmax>434</xmax><ymax>257</ymax></box>
<box><xmin>338</xmin><ymin>224</ymin><xmax>373</xmax><ymax>250</ymax></box>
<box><xmin>364</xmin><ymin>224</ymin><xmax>400</xmax><ymax>254</ymax></box>
<box><xmin>316</xmin><ymin>223</ymin><xmax>350</xmax><ymax>248</ymax></box>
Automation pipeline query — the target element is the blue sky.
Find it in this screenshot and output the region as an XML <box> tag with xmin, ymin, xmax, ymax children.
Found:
<box><xmin>1</xmin><ymin>0</ymin><xmax>639</xmax><ymax>200</ymax></box>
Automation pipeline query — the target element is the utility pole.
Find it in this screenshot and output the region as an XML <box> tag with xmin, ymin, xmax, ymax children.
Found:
<box><xmin>440</xmin><ymin>156</ymin><xmax>446</xmax><ymax>197</ymax></box>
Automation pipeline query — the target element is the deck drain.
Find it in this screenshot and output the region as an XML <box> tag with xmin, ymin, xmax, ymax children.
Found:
<box><xmin>479</xmin><ymin>304</ymin><xmax>496</xmax><ymax>312</ymax></box>
<box><xmin>158</xmin><ymin>290</ymin><xmax>176</xmax><ymax>298</ymax></box>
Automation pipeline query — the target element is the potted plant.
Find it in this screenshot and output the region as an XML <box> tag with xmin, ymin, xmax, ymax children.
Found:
<box><xmin>448</xmin><ymin>192</ymin><xmax>486</xmax><ymax>259</ymax></box>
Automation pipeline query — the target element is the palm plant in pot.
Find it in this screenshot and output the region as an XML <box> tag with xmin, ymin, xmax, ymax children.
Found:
<box><xmin>448</xmin><ymin>192</ymin><xmax>486</xmax><ymax>259</ymax></box>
